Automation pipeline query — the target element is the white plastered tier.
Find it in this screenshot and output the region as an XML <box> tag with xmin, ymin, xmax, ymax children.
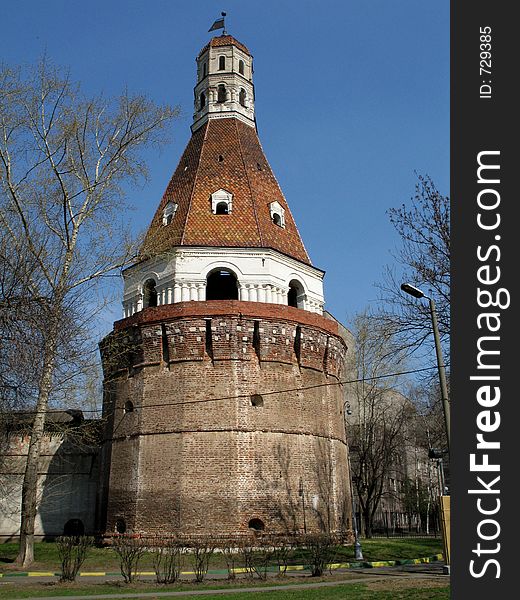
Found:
<box><xmin>122</xmin><ymin>247</ymin><xmax>325</xmax><ymax>317</ymax></box>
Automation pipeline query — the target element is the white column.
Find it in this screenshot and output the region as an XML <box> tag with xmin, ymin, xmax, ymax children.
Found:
<box><xmin>167</xmin><ymin>287</ymin><xmax>173</xmax><ymax>304</ymax></box>
<box><xmin>265</xmin><ymin>285</ymin><xmax>273</xmax><ymax>304</ymax></box>
<box><xmin>198</xmin><ymin>284</ymin><xmax>205</xmax><ymax>301</ymax></box>
<box><xmin>173</xmin><ymin>284</ymin><xmax>182</xmax><ymax>303</ymax></box>
<box><xmin>249</xmin><ymin>285</ymin><xmax>258</xmax><ymax>302</ymax></box>
<box><xmin>258</xmin><ymin>285</ymin><xmax>266</xmax><ymax>303</ymax></box>
<box><xmin>190</xmin><ymin>284</ymin><xmax>198</xmax><ymax>301</ymax></box>
<box><xmin>181</xmin><ymin>284</ymin><xmax>190</xmax><ymax>302</ymax></box>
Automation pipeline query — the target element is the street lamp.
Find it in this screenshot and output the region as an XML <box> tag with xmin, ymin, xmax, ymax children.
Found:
<box><xmin>400</xmin><ymin>283</ymin><xmax>450</xmax><ymax>457</ymax></box>
<box><xmin>344</xmin><ymin>401</ymin><xmax>363</xmax><ymax>560</ymax></box>
<box><xmin>401</xmin><ymin>283</ymin><xmax>450</xmax><ymax>574</ymax></box>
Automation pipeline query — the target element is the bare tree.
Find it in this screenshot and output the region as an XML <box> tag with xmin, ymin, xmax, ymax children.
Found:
<box><xmin>0</xmin><ymin>58</ymin><xmax>178</xmax><ymax>566</ymax></box>
<box><xmin>345</xmin><ymin>311</ymin><xmax>414</xmax><ymax>538</ymax></box>
<box><xmin>377</xmin><ymin>174</ymin><xmax>450</xmax><ymax>359</ymax></box>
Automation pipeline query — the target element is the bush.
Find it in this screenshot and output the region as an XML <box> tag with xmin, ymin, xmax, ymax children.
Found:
<box><xmin>152</xmin><ymin>536</ymin><xmax>185</xmax><ymax>584</ymax></box>
<box><xmin>187</xmin><ymin>536</ymin><xmax>215</xmax><ymax>583</ymax></box>
<box><xmin>56</xmin><ymin>535</ymin><xmax>94</xmax><ymax>582</ymax></box>
<box><xmin>302</xmin><ymin>533</ymin><xmax>337</xmax><ymax>577</ymax></box>
<box><xmin>112</xmin><ymin>534</ymin><xmax>146</xmax><ymax>583</ymax></box>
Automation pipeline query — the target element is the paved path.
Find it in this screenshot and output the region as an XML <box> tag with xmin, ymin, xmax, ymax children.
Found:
<box><xmin>0</xmin><ymin>563</ymin><xmax>449</xmax><ymax>600</ymax></box>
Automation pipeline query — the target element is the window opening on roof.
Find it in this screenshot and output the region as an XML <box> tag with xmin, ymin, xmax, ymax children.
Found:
<box><xmin>162</xmin><ymin>202</ymin><xmax>178</xmax><ymax>226</ymax></box>
<box><xmin>269</xmin><ymin>201</ymin><xmax>286</xmax><ymax>228</ymax></box>
<box><xmin>215</xmin><ymin>202</ymin><xmax>229</xmax><ymax>215</ymax></box>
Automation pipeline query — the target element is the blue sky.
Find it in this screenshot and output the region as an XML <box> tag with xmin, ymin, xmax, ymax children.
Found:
<box><xmin>1</xmin><ymin>0</ymin><xmax>449</xmax><ymax>334</ymax></box>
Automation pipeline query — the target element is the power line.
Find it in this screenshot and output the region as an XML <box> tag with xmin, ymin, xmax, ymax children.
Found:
<box><xmin>2</xmin><ymin>365</ymin><xmax>438</xmax><ymax>417</ymax></box>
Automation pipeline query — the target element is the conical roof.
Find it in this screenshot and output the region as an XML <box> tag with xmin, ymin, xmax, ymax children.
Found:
<box><xmin>141</xmin><ymin>117</ymin><xmax>311</xmax><ymax>265</ymax></box>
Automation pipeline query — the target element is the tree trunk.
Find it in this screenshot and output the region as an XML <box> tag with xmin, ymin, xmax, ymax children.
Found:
<box><xmin>15</xmin><ymin>327</ymin><xmax>58</xmax><ymax>567</ymax></box>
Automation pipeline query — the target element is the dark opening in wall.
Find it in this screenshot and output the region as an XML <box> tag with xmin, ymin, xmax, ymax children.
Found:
<box><xmin>248</xmin><ymin>518</ymin><xmax>265</xmax><ymax>531</ymax></box>
<box><xmin>288</xmin><ymin>280</ymin><xmax>304</xmax><ymax>308</ymax></box>
<box><xmin>205</xmin><ymin>319</ymin><xmax>213</xmax><ymax>359</ymax></box>
<box><xmin>124</xmin><ymin>400</ymin><xmax>134</xmax><ymax>414</ymax></box>
<box><xmin>115</xmin><ymin>518</ymin><xmax>126</xmax><ymax>534</ymax></box>
<box><xmin>206</xmin><ymin>269</ymin><xmax>238</xmax><ymax>300</ymax></box>
<box><xmin>217</xmin><ymin>84</ymin><xmax>226</xmax><ymax>103</ymax></box>
<box><xmin>161</xmin><ymin>324</ymin><xmax>170</xmax><ymax>365</ymax></box>
<box><xmin>143</xmin><ymin>279</ymin><xmax>157</xmax><ymax>308</ymax></box>
<box><xmin>250</xmin><ymin>394</ymin><xmax>263</xmax><ymax>407</ymax></box>
<box><xmin>63</xmin><ymin>518</ymin><xmax>84</xmax><ymax>536</ymax></box>
<box><xmin>253</xmin><ymin>320</ymin><xmax>261</xmax><ymax>359</ymax></box>
<box><xmin>294</xmin><ymin>325</ymin><xmax>302</xmax><ymax>363</ymax></box>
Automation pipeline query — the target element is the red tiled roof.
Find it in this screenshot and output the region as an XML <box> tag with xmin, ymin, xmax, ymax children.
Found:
<box><xmin>141</xmin><ymin>117</ymin><xmax>311</xmax><ymax>265</ymax></box>
<box><xmin>198</xmin><ymin>35</ymin><xmax>251</xmax><ymax>57</ymax></box>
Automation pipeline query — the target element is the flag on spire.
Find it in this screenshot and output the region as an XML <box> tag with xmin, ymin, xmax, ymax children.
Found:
<box><xmin>208</xmin><ymin>12</ymin><xmax>226</xmax><ymax>32</ymax></box>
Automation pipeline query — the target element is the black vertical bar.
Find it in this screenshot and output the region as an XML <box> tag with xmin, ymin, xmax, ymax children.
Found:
<box><xmin>452</xmin><ymin>2</ymin><xmax>515</xmax><ymax>596</ymax></box>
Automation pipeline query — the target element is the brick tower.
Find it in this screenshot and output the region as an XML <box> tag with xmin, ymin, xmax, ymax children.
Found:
<box><xmin>98</xmin><ymin>33</ymin><xmax>354</xmax><ymax>538</ymax></box>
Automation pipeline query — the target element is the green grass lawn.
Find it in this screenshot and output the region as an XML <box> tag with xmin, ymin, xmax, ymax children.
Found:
<box><xmin>0</xmin><ymin>581</ymin><xmax>450</xmax><ymax>599</ymax></box>
<box><xmin>0</xmin><ymin>538</ymin><xmax>443</xmax><ymax>574</ymax></box>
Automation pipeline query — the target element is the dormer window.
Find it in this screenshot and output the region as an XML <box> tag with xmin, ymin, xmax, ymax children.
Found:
<box><xmin>269</xmin><ymin>201</ymin><xmax>285</xmax><ymax>228</ymax></box>
<box><xmin>239</xmin><ymin>88</ymin><xmax>246</xmax><ymax>107</ymax></box>
<box><xmin>162</xmin><ymin>202</ymin><xmax>178</xmax><ymax>225</ymax></box>
<box><xmin>218</xmin><ymin>56</ymin><xmax>226</xmax><ymax>70</ymax></box>
<box><xmin>211</xmin><ymin>189</ymin><xmax>233</xmax><ymax>214</ymax></box>
<box><xmin>217</xmin><ymin>84</ymin><xmax>226</xmax><ymax>103</ymax></box>
<box><xmin>239</xmin><ymin>60</ymin><xmax>245</xmax><ymax>75</ymax></box>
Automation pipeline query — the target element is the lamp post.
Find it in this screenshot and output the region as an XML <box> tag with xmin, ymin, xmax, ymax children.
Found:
<box><xmin>344</xmin><ymin>401</ymin><xmax>363</xmax><ymax>560</ymax></box>
<box><xmin>401</xmin><ymin>283</ymin><xmax>451</xmax><ymax>574</ymax></box>
<box><xmin>400</xmin><ymin>283</ymin><xmax>450</xmax><ymax>457</ymax></box>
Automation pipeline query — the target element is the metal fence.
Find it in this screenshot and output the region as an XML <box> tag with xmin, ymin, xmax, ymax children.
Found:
<box><xmin>356</xmin><ymin>509</ymin><xmax>441</xmax><ymax>538</ymax></box>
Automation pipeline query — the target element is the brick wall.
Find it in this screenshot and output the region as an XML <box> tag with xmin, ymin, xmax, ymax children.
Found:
<box><xmin>100</xmin><ymin>303</ymin><xmax>354</xmax><ymax>537</ymax></box>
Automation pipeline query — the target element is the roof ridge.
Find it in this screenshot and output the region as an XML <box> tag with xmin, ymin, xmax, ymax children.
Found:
<box><xmin>233</xmin><ymin>118</ymin><xmax>264</xmax><ymax>247</ymax></box>
<box><xmin>180</xmin><ymin>123</ymin><xmax>209</xmax><ymax>246</ymax></box>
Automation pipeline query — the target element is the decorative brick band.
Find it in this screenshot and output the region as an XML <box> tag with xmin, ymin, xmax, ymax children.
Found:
<box><xmin>114</xmin><ymin>300</ymin><xmax>340</xmax><ymax>338</ymax></box>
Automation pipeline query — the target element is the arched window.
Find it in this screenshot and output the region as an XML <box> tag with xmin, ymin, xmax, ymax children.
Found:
<box><xmin>217</xmin><ymin>84</ymin><xmax>226</xmax><ymax>103</ymax></box>
<box><xmin>199</xmin><ymin>91</ymin><xmax>206</xmax><ymax>110</ymax></box>
<box><xmin>143</xmin><ymin>279</ymin><xmax>157</xmax><ymax>308</ymax></box>
<box><xmin>215</xmin><ymin>201</ymin><xmax>229</xmax><ymax>215</ymax></box>
<box><xmin>206</xmin><ymin>269</ymin><xmax>238</xmax><ymax>300</ymax></box>
<box><xmin>203</xmin><ymin>62</ymin><xmax>207</xmax><ymax>78</ymax></box>
<box><xmin>218</xmin><ymin>55</ymin><xmax>226</xmax><ymax>70</ymax></box>
<box><xmin>273</xmin><ymin>213</ymin><xmax>282</xmax><ymax>226</ymax></box>
<box><xmin>63</xmin><ymin>518</ymin><xmax>84</xmax><ymax>536</ymax></box>
<box><xmin>124</xmin><ymin>400</ymin><xmax>134</xmax><ymax>414</ymax></box>
<box><xmin>288</xmin><ymin>280</ymin><xmax>305</xmax><ymax>309</ymax></box>
<box><xmin>239</xmin><ymin>60</ymin><xmax>245</xmax><ymax>75</ymax></box>
<box><xmin>239</xmin><ymin>88</ymin><xmax>246</xmax><ymax>107</ymax></box>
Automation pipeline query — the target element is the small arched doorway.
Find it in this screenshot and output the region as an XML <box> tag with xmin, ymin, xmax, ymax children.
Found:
<box><xmin>287</xmin><ymin>280</ymin><xmax>305</xmax><ymax>309</ymax></box>
<box><xmin>143</xmin><ymin>279</ymin><xmax>157</xmax><ymax>308</ymax></box>
<box><xmin>63</xmin><ymin>518</ymin><xmax>85</xmax><ymax>536</ymax></box>
<box><xmin>206</xmin><ymin>269</ymin><xmax>238</xmax><ymax>300</ymax></box>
